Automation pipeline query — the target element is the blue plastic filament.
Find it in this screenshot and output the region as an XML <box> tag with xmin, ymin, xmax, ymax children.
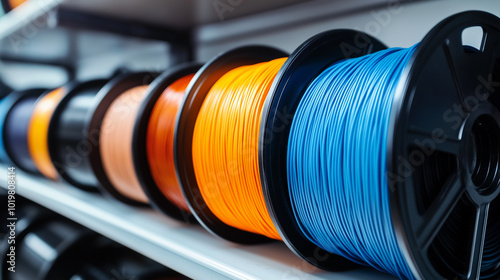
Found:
<box><xmin>287</xmin><ymin>45</ymin><xmax>418</xmax><ymax>279</ymax></box>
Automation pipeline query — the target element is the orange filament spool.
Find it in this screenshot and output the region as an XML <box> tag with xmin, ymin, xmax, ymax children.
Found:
<box><xmin>192</xmin><ymin>57</ymin><xmax>287</xmax><ymax>240</ymax></box>
<box><xmin>146</xmin><ymin>74</ymin><xmax>194</xmax><ymax>212</ymax></box>
<box><xmin>28</xmin><ymin>87</ymin><xmax>66</xmax><ymax>180</ymax></box>
<box><xmin>7</xmin><ymin>0</ymin><xmax>26</xmax><ymax>10</ymax></box>
<box><xmin>99</xmin><ymin>85</ymin><xmax>150</xmax><ymax>204</ymax></box>
<box><xmin>132</xmin><ymin>65</ymin><xmax>200</xmax><ymax>221</ymax></box>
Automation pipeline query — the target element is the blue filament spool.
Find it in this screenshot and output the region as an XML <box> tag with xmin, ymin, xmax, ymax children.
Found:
<box><xmin>0</xmin><ymin>89</ymin><xmax>46</xmax><ymax>172</ymax></box>
<box><xmin>260</xmin><ymin>11</ymin><xmax>500</xmax><ymax>280</ymax></box>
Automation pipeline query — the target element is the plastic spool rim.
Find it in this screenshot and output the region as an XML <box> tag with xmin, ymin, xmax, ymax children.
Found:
<box><xmin>87</xmin><ymin>72</ymin><xmax>159</xmax><ymax>207</ymax></box>
<box><xmin>0</xmin><ymin>0</ymin><xmax>12</xmax><ymax>13</ymax></box>
<box><xmin>48</xmin><ymin>79</ymin><xmax>108</xmax><ymax>192</ymax></box>
<box><xmin>0</xmin><ymin>205</ymin><xmax>52</xmax><ymax>280</ymax></box>
<box><xmin>175</xmin><ymin>46</ymin><xmax>288</xmax><ymax>244</ymax></box>
<box><xmin>39</xmin><ymin>221</ymin><xmax>98</xmax><ymax>279</ymax></box>
<box><xmin>259</xmin><ymin>29</ymin><xmax>387</xmax><ymax>270</ymax></box>
<box><xmin>1</xmin><ymin>89</ymin><xmax>46</xmax><ymax>173</ymax></box>
<box><xmin>133</xmin><ymin>64</ymin><xmax>201</xmax><ymax>222</ymax></box>
<box><xmin>389</xmin><ymin>11</ymin><xmax>500</xmax><ymax>280</ymax></box>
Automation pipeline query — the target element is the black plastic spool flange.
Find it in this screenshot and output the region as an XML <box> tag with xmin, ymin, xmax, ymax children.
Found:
<box><xmin>388</xmin><ymin>11</ymin><xmax>500</xmax><ymax>280</ymax></box>
<box><xmin>2</xmin><ymin>88</ymin><xmax>47</xmax><ymax>174</ymax></box>
<box><xmin>13</xmin><ymin>219</ymin><xmax>98</xmax><ymax>280</ymax></box>
<box><xmin>87</xmin><ymin>72</ymin><xmax>159</xmax><ymax>207</ymax></box>
<box><xmin>133</xmin><ymin>64</ymin><xmax>201</xmax><ymax>222</ymax></box>
<box><xmin>48</xmin><ymin>79</ymin><xmax>108</xmax><ymax>192</ymax></box>
<box><xmin>71</xmin><ymin>237</ymin><xmax>187</xmax><ymax>280</ymax></box>
<box><xmin>259</xmin><ymin>29</ymin><xmax>386</xmax><ymax>271</ymax></box>
<box><xmin>175</xmin><ymin>46</ymin><xmax>288</xmax><ymax>244</ymax></box>
<box><xmin>0</xmin><ymin>201</ymin><xmax>53</xmax><ymax>280</ymax></box>
<box><xmin>261</xmin><ymin>11</ymin><xmax>500</xmax><ymax>280</ymax></box>
<box><xmin>0</xmin><ymin>0</ymin><xmax>14</xmax><ymax>13</ymax></box>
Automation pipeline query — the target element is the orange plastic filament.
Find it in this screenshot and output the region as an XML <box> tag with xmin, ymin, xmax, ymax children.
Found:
<box><xmin>147</xmin><ymin>74</ymin><xmax>194</xmax><ymax>212</ymax></box>
<box><xmin>8</xmin><ymin>0</ymin><xmax>26</xmax><ymax>9</ymax></box>
<box><xmin>28</xmin><ymin>87</ymin><xmax>66</xmax><ymax>180</ymax></box>
<box><xmin>100</xmin><ymin>86</ymin><xmax>149</xmax><ymax>203</ymax></box>
<box><xmin>192</xmin><ymin>58</ymin><xmax>287</xmax><ymax>240</ymax></box>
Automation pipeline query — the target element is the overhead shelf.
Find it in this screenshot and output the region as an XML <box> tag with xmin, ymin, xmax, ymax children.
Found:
<box><xmin>60</xmin><ymin>0</ymin><xmax>314</xmax><ymax>29</ymax></box>
<box><xmin>0</xmin><ymin>0</ymin><xmax>317</xmax><ymax>43</ymax></box>
<box><xmin>0</xmin><ymin>0</ymin><xmax>414</xmax><ymax>46</ymax></box>
<box><xmin>0</xmin><ymin>0</ymin><xmax>413</xmax><ymax>82</ymax></box>
<box><xmin>0</xmin><ymin>166</ymin><xmax>397</xmax><ymax>280</ymax></box>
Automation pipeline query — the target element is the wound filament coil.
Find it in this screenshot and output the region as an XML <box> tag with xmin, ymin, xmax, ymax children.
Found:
<box><xmin>192</xmin><ymin>58</ymin><xmax>286</xmax><ymax>240</ymax></box>
<box><xmin>28</xmin><ymin>87</ymin><xmax>66</xmax><ymax>180</ymax></box>
<box><xmin>100</xmin><ymin>85</ymin><xmax>150</xmax><ymax>204</ymax></box>
<box><xmin>288</xmin><ymin>46</ymin><xmax>417</xmax><ymax>279</ymax></box>
<box><xmin>147</xmin><ymin>74</ymin><xmax>194</xmax><ymax>212</ymax></box>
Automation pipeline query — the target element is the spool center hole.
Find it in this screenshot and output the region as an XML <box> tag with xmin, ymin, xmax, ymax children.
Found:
<box><xmin>470</xmin><ymin>115</ymin><xmax>500</xmax><ymax>195</ymax></box>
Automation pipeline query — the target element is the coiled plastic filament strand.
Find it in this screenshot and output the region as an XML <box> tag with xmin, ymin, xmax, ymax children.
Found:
<box><xmin>193</xmin><ymin>58</ymin><xmax>287</xmax><ymax>240</ymax></box>
<box><xmin>101</xmin><ymin>86</ymin><xmax>149</xmax><ymax>203</ymax></box>
<box><xmin>288</xmin><ymin>46</ymin><xmax>418</xmax><ymax>279</ymax></box>
<box><xmin>147</xmin><ymin>74</ymin><xmax>194</xmax><ymax>212</ymax></box>
<box><xmin>28</xmin><ymin>87</ymin><xmax>66</xmax><ymax>180</ymax></box>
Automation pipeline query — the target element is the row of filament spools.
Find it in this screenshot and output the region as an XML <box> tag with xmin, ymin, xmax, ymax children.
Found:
<box><xmin>1</xmin><ymin>11</ymin><xmax>499</xmax><ymax>280</ymax></box>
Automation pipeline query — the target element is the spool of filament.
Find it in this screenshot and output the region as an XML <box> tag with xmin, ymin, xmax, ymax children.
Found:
<box><xmin>0</xmin><ymin>0</ymin><xmax>26</xmax><ymax>13</ymax></box>
<box><xmin>5</xmin><ymin>218</ymin><xmax>98</xmax><ymax>280</ymax></box>
<box><xmin>0</xmin><ymin>88</ymin><xmax>46</xmax><ymax>173</ymax></box>
<box><xmin>260</xmin><ymin>12</ymin><xmax>500</xmax><ymax>279</ymax></box>
<box><xmin>175</xmin><ymin>46</ymin><xmax>290</xmax><ymax>243</ymax></box>
<box><xmin>48</xmin><ymin>79</ymin><xmax>108</xmax><ymax>192</ymax></box>
<box><xmin>0</xmin><ymin>200</ymin><xmax>53</xmax><ymax>280</ymax></box>
<box><xmin>88</xmin><ymin>72</ymin><xmax>158</xmax><ymax>206</ymax></box>
<box><xmin>133</xmin><ymin>65</ymin><xmax>200</xmax><ymax>221</ymax></box>
<box><xmin>28</xmin><ymin>87</ymin><xmax>67</xmax><ymax>180</ymax></box>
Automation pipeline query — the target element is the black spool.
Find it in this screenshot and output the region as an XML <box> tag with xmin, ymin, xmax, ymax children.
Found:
<box><xmin>13</xmin><ymin>219</ymin><xmax>97</xmax><ymax>280</ymax></box>
<box><xmin>48</xmin><ymin>79</ymin><xmax>108</xmax><ymax>192</ymax></box>
<box><xmin>1</xmin><ymin>88</ymin><xmax>46</xmax><ymax>174</ymax></box>
<box><xmin>0</xmin><ymin>201</ymin><xmax>54</xmax><ymax>280</ymax></box>
<box><xmin>133</xmin><ymin>64</ymin><xmax>201</xmax><ymax>222</ymax></box>
<box><xmin>0</xmin><ymin>0</ymin><xmax>14</xmax><ymax>13</ymax></box>
<box><xmin>260</xmin><ymin>12</ymin><xmax>500</xmax><ymax>280</ymax></box>
<box><xmin>387</xmin><ymin>11</ymin><xmax>500</xmax><ymax>280</ymax></box>
<box><xmin>87</xmin><ymin>72</ymin><xmax>158</xmax><ymax>207</ymax></box>
<box><xmin>259</xmin><ymin>29</ymin><xmax>386</xmax><ymax>271</ymax></box>
<box><xmin>175</xmin><ymin>46</ymin><xmax>288</xmax><ymax>243</ymax></box>
<box><xmin>70</xmin><ymin>237</ymin><xmax>188</xmax><ymax>280</ymax></box>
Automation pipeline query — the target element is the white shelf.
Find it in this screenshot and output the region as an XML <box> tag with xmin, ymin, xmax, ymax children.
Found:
<box><xmin>0</xmin><ymin>166</ymin><xmax>397</xmax><ymax>280</ymax></box>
